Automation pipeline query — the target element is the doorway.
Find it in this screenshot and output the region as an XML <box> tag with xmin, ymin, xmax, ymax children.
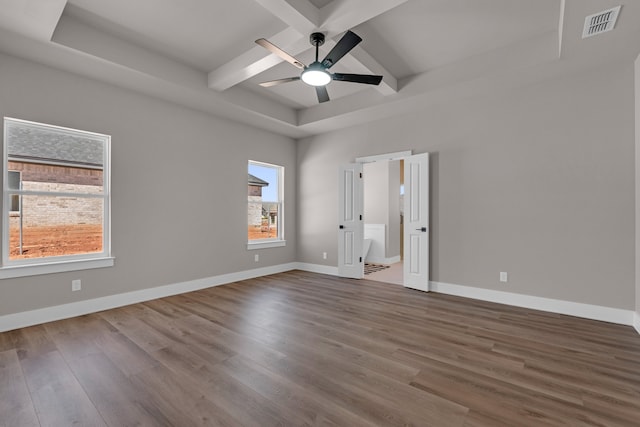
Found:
<box><xmin>362</xmin><ymin>158</ymin><xmax>403</xmax><ymax>285</ymax></box>
<box><xmin>338</xmin><ymin>151</ymin><xmax>430</xmax><ymax>290</ymax></box>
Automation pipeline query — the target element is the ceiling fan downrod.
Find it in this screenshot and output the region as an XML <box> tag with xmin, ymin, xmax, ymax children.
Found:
<box><xmin>310</xmin><ymin>32</ymin><xmax>325</xmax><ymax>62</ymax></box>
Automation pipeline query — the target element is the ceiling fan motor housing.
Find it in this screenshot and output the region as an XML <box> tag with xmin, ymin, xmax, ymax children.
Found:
<box><xmin>310</xmin><ymin>32</ymin><xmax>325</xmax><ymax>47</ymax></box>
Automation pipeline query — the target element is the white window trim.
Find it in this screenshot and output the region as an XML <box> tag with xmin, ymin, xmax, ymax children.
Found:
<box><xmin>247</xmin><ymin>240</ymin><xmax>286</xmax><ymax>250</ymax></box>
<box><xmin>2</xmin><ymin>117</ymin><xmax>113</xmax><ymax>277</ymax></box>
<box><xmin>248</xmin><ymin>160</ymin><xmax>285</xmax><ymax>249</ymax></box>
<box><xmin>0</xmin><ymin>257</ymin><xmax>114</xmax><ymax>279</ymax></box>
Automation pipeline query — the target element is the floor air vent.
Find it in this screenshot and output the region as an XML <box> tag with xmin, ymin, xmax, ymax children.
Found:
<box><xmin>582</xmin><ymin>6</ymin><xmax>621</xmax><ymax>38</ymax></box>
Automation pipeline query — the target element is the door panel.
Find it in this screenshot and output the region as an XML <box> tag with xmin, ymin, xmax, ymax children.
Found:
<box><xmin>409</xmin><ymin>234</ymin><xmax>421</xmax><ymax>274</ymax></box>
<box><xmin>403</xmin><ymin>153</ymin><xmax>429</xmax><ymax>290</ymax></box>
<box><xmin>338</xmin><ymin>163</ymin><xmax>363</xmax><ymax>279</ymax></box>
<box><xmin>344</xmin><ymin>230</ymin><xmax>354</xmax><ymax>265</ymax></box>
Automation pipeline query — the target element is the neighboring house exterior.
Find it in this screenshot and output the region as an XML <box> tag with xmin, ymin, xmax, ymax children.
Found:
<box><xmin>7</xmin><ymin>125</ymin><xmax>104</xmax><ymax>229</ymax></box>
<box><xmin>248</xmin><ymin>173</ymin><xmax>268</xmax><ymax>228</ymax></box>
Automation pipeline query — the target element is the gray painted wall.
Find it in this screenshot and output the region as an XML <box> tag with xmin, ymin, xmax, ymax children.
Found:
<box><xmin>297</xmin><ymin>62</ymin><xmax>635</xmax><ymax>310</ymax></box>
<box><xmin>636</xmin><ymin>55</ymin><xmax>640</xmax><ymax>319</ymax></box>
<box><xmin>364</xmin><ymin>161</ymin><xmax>389</xmax><ymax>225</ymax></box>
<box><xmin>388</xmin><ymin>160</ymin><xmax>401</xmax><ymax>259</ymax></box>
<box><xmin>0</xmin><ymin>52</ymin><xmax>636</xmax><ymax>318</ymax></box>
<box><xmin>363</xmin><ymin>160</ymin><xmax>401</xmax><ymax>260</ymax></box>
<box><xmin>0</xmin><ymin>52</ymin><xmax>297</xmax><ymax>316</ymax></box>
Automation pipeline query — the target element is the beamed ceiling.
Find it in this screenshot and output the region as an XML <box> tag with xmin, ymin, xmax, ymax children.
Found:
<box><xmin>0</xmin><ymin>0</ymin><xmax>639</xmax><ymax>138</ymax></box>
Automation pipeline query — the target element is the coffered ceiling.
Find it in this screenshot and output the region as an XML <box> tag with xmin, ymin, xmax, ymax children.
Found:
<box><xmin>0</xmin><ymin>0</ymin><xmax>639</xmax><ymax>138</ymax></box>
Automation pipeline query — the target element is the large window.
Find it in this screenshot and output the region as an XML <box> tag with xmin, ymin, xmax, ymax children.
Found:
<box><xmin>2</xmin><ymin>118</ymin><xmax>112</xmax><ymax>277</ymax></box>
<box><xmin>248</xmin><ymin>160</ymin><xmax>284</xmax><ymax>249</ymax></box>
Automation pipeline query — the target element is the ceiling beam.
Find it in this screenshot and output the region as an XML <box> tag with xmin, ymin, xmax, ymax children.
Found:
<box><xmin>557</xmin><ymin>0</ymin><xmax>566</xmax><ymax>58</ymax></box>
<box><xmin>338</xmin><ymin>45</ymin><xmax>397</xmax><ymax>94</ymax></box>
<box><xmin>208</xmin><ymin>27</ymin><xmax>307</xmax><ymax>91</ymax></box>
<box><xmin>208</xmin><ymin>0</ymin><xmax>321</xmax><ymax>91</ymax></box>
<box><xmin>209</xmin><ymin>0</ymin><xmax>404</xmax><ymax>93</ymax></box>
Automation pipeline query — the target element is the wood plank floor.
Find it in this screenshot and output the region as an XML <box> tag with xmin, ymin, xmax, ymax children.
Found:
<box><xmin>1</xmin><ymin>270</ymin><xmax>640</xmax><ymax>426</ymax></box>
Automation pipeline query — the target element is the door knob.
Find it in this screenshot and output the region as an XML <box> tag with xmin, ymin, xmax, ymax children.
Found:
<box><xmin>416</xmin><ymin>227</ymin><xmax>427</xmax><ymax>232</ymax></box>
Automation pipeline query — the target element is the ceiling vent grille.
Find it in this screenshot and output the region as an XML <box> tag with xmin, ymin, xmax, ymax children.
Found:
<box><xmin>582</xmin><ymin>6</ymin><xmax>621</xmax><ymax>38</ymax></box>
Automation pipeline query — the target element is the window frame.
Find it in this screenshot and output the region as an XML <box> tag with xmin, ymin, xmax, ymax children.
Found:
<box><xmin>247</xmin><ymin>160</ymin><xmax>285</xmax><ymax>250</ymax></box>
<box><xmin>1</xmin><ymin>117</ymin><xmax>113</xmax><ymax>278</ymax></box>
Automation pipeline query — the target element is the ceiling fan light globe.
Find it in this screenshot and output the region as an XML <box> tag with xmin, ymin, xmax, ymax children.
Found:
<box><xmin>301</xmin><ymin>69</ymin><xmax>331</xmax><ymax>86</ymax></box>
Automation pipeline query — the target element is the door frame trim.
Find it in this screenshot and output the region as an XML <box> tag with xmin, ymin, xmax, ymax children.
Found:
<box><xmin>345</xmin><ymin>150</ymin><xmax>419</xmax><ymax>286</ymax></box>
<box><xmin>355</xmin><ymin>150</ymin><xmax>413</xmax><ymax>164</ymax></box>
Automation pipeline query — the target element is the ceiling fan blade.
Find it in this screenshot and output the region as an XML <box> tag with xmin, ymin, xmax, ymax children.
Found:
<box><xmin>332</xmin><ymin>73</ymin><xmax>383</xmax><ymax>85</ymax></box>
<box><xmin>321</xmin><ymin>30</ymin><xmax>362</xmax><ymax>69</ymax></box>
<box><xmin>316</xmin><ymin>85</ymin><xmax>330</xmax><ymax>103</ymax></box>
<box><xmin>258</xmin><ymin>76</ymin><xmax>301</xmax><ymax>87</ymax></box>
<box><xmin>255</xmin><ymin>38</ymin><xmax>306</xmax><ymax>69</ymax></box>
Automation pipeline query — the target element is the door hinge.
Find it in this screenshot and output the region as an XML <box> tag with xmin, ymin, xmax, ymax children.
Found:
<box><xmin>359</xmin><ymin>172</ymin><xmax>363</xmax><ymax>178</ymax></box>
<box><xmin>359</xmin><ymin>257</ymin><xmax>362</xmax><ymax>263</ymax></box>
<box><xmin>359</xmin><ymin>214</ymin><xmax>362</xmax><ymax>220</ymax></box>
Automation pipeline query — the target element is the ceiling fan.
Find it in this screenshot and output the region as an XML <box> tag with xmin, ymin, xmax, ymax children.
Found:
<box><xmin>255</xmin><ymin>31</ymin><xmax>383</xmax><ymax>103</ymax></box>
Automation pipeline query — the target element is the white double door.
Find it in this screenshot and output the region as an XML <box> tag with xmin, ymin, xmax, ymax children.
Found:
<box><xmin>337</xmin><ymin>153</ymin><xmax>429</xmax><ymax>290</ymax></box>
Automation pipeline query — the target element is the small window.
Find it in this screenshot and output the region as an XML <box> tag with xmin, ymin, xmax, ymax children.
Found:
<box><xmin>2</xmin><ymin>117</ymin><xmax>112</xmax><ymax>277</ymax></box>
<box><xmin>248</xmin><ymin>160</ymin><xmax>285</xmax><ymax>249</ymax></box>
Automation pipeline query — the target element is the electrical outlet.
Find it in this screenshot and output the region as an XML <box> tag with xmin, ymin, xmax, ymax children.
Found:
<box><xmin>254</xmin><ymin>254</ymin><xmax>259</xmax><ymax>262</ymax></box>
<box><xmin>500</xmin><ymin>272</ymin><xmax>508</xmax><ymax>283</ymax></box>
<box><xmin>72</xmin><ymin>279</ymin><xmax>82</xmax><ymax>291</ymax></box>
<box><xmin>322</xmin><ymin>252</ymin><xmax>327</xmax><ymax>260</ymax></box>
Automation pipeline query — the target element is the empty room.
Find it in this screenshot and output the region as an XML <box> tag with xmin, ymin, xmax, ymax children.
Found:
<box><xmin>1</xmin><ymin>0</ymin><xmax>640</xmax><ymax>425</ymax></box>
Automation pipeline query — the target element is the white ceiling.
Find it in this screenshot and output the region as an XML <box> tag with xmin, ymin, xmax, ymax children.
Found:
<box><xmin>0</xmin><ymin>0</ymin><xmax>639</xmax><ymax>138</ymax></box>
<box><xmin>353</xmin><ymin>0</ymin><xmax>560</xmax><ymax>78</ymax></box>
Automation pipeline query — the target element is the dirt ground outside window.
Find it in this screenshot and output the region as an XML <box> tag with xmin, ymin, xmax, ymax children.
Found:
<box><xmin>248</xmin><ymin>224</ymin><xmax>278</xmax><ymax>240</ymax></box>
<box><xmin>8</xmin><ymin>224</ymin><xmax>279</xmax><ymax>259</ymax></box>
<box><xmin>9</xmin><ymin>224</ymin><xmax>103</xmax><ymax>259</ymax></box>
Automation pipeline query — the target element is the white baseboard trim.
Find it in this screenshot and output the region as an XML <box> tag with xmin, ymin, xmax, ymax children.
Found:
<box><xmin>0</xmin><ymin>262</ymin><xmax>298</xmax><ymax>333</ymax></box>
<box><xmin>406</xmin><ymin>282</ymin><xmax>430</xmax><ymax>293</ymax></box>
<box><xmin>429</xmin><ymin>281</ymin><xmax>635</xmax><ymax>326</ymax></box>
<box><xmin>3</xmin><ymin>263</ymin><xmax>637</xmax><ymax>336</ymax></box>
<box><xmin>292</xmin><ymin>268</ymin><xmax>637</xmax><ymax>330</ymax></box>
<box><xmin>295</xmin><ymin>262</ymin><xmax>339</xmax><ymax>276</ymax></box>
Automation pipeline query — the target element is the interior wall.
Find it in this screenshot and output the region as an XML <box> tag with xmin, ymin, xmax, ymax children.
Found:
<box><xmin>363</xmin><ymin>161</ymin><xmax>389</xmax><ymax>225</ymax></box>
<box><xmin>635</xmin><ymin>54</ymin><xmax>640</xmax><ymax>320</ymax></box>
<box><xmin>0</xmin><ymin>52</ymin><xmax>297</xmax><ymax>317</ymax></box>
<box><xmin>363</xmin><ymin>161</ymin><xmax>401</xmax><ymax>261</ymax></box>
<box><xmin>297</xmin><ymin>61</ymin><xmax>635</xmax><ymax>310</ymax></box>
<box><xmin>388</xmin><ymin>160</ymin><xmax>401</xmax><ymax>259</ymax></box>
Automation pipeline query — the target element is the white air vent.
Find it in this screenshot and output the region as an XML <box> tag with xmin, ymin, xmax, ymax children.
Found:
<box><xmin>582</xmin><ymin>6</ymin><xmax>621</xmax><ymax>38</ymax></box>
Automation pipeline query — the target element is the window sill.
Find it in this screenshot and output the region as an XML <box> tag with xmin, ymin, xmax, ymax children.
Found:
<box><xmin>247</xmin><ymin>240</ymin><xmax>286</xmax><ymax>250</ymax></box>
<box><xmin>0</xmin><ymin>257</ymin><xmax>114</xmax><ymax>279</ymax></box>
